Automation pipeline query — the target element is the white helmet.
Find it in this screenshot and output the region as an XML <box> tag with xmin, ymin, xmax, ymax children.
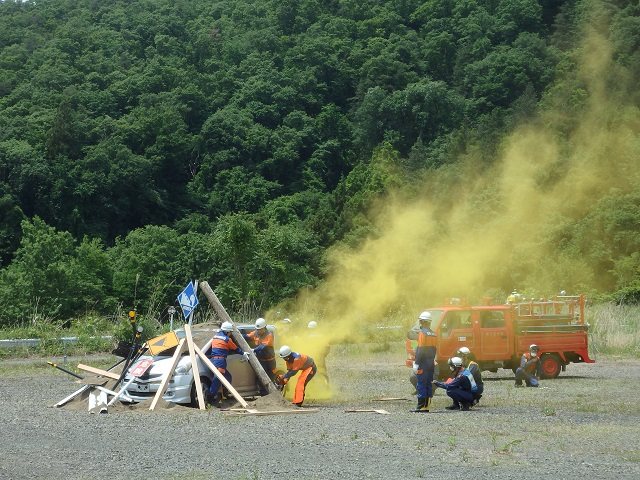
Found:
<box><xmin>279</xmin><ymin>345</ymin><xmax>292</xmax><ymax>358</ymax></box>
<box><xmin>448</xmin><ymin>356</ymin><xmax>464</xmax><ymax>369</ymax></box>
<box><xmin>529</xmin><ymin>344</ymin><xmax>539</xmax><ymax>352</ymax></box>
<box><xmin>308</xmin><ymin>321</ymin><xmax>318</xmax><ymax>329</ymax></box>
<box><xmin>418</xmin><ymin>311</ymin><xmax>432</xmax><ymax>322</ymax></box>
<box><xmin>255</xmin><ymin>317</ymin><xmax>267</xmax><ymax>329</ymax></box>
<box><xmin>220</xmin><ymin>321</ymin><xmax>234</xmax><ymax>333</ymax></box>
<box><xmin>457</xmin><ymin>346</ymin><xmax>471</xmax><ymax>356</ymax></box>
<box><xmin>282</xmin><ymin>318</ymin><xmax>292</xmax><ymax>324</ymax></box>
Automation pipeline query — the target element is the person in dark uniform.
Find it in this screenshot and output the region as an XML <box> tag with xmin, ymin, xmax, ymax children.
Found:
<box><xmin>411</xmin><ymin>311</ymin><xmax>437</xmax><ymax>413</ymax></box>
<box><xmin>515</xmin><ymin>344</ymin><xmax>542</xmax><ymax>387</ymax></box>
<box><xmin>208</xmin><ymin>321</ymin><xmax>250</xmax><ymax>406</ymax></box>
<box><xmin>456</xmin><ymin>346</ymin><xmax>484</xmax><ymax>404</ymax></box>
<box><xmin>434</xmin><ymin>357</ymin><xmax>475</xmax><ymax>411</ymax></box>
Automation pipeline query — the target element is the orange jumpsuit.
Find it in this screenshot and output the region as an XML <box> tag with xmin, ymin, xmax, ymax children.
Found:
<box><xmin>282</xmin><ymin>352</ymin><xmax>316</xmax><ymax>405</ymax></box>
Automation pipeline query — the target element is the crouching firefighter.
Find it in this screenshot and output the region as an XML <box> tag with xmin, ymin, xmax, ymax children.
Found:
<box><xmin>411</xmin><ymin>311</ymin><xmax>437</xmax><ymax>413</ymax></box>
<box><xmin>434</xmin><ymin>356</ymin><xmax>476</xmax><ymax>410</ymax></box>
<box><xmin>277</xmin><ymin>345</ymin><xmax>316</xmax><ymax>407</ymax></box>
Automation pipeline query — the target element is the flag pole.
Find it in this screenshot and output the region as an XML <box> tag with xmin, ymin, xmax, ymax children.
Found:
<box><xmin>188</xmin><ymin>280</ymin><xmax>198</xmax><ymax>326</ymax></box>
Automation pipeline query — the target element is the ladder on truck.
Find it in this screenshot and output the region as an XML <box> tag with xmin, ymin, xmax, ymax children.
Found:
<box><xmin>513</xmin><ymin>295</ymin><xmax>588</xmax><ymax>334</ymax></box>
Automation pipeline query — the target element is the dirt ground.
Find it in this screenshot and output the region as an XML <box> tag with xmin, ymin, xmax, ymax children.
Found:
<box><xmin>1</xmin><ymin>344</ymin><xmax>640</xmax><ymax>479</ymax></box>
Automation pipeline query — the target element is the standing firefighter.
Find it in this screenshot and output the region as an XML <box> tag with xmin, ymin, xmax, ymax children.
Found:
<box><xmin>456</xmin><ymin>346</ymin><xmax>484</xmax><ymax>405</ymax></box>
<box><xmin>207</xmin><ymin>322</ymin><xmax>250</xmax><ymax>406</ymax></box>
<box><xmin>244</xmin><ymin>317</ymin><xmax>276</xmax><ymax>395</ymax></box>
<box><xmin>277</xmin><ymin>345</ymin><xmax>316</xmax><ymax>407</ymax></box>
<box><xmin>515</xmin><ymin>344</ymin><xmax>542</xmax><ymax>387</ymax></box>
<box><xmin>411</xmin><ymin>311</ymin><xmax>437</xmax><ymax>413</ymax></box>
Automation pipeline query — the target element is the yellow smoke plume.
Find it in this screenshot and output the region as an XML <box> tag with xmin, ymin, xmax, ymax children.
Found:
<box><xmin>269</xmin><ymin>5</ymin><xmax>640</xmax><ymax>352</ymax></box>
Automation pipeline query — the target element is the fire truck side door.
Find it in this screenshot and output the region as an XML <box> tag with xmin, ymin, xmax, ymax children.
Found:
<box><xmin>476</xmin><ymin>309</ymin><xmax>511</xmax><ymax>358</ymax></box>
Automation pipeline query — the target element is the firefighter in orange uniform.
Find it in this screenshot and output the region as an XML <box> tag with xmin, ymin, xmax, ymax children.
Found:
<box><xmin>208</xmin><ymin>321</ymin><xmax>250</xmax><ymax>406</ymax></box>
<box><xmin>277</xmin><ymin>345</ymin><xmax>316</xmax><ymax>407</ymax></box>
<box><xmin>243</xmin><ymin>317</ymin><xmax>276</xmax><ymax>395</ymax></box>
<box><xmin>411</xmin><ymin>311</ymin><xmax>437</xmax><ymax>412</ymax></box>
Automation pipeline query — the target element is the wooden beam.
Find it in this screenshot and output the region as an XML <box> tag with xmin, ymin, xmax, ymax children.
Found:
<box><xmin>192</xmin><ymin>343</ymin><xmax>249</xmax><ymax>409</ymax></box>
<box><xmin>224</xmin><ymin>408</ymin><xmax>319</xmax><ymax>416</ymax></box>
<box><xmin>344</xmin><ymin>409</ymin><xmax>390</xmax><ymax>415</ymax></box>
<box><xmin>199</xmin><ymin>281</ymin><xmax>279</xmax><ymax>395</ymax></box>
<box><xmin>77</xmin><ymin>364</ymin><xmax>120</xmax><ymax>380</ymax></box>
<box><xmin>149</xmin><ymin>338</ymin><xmax>187</xmax><ymax>411</ymax></box>
<box><xmin>185</xmin><ymin>324</ymin><xmax>206</xmax><ymax>410</ymax></box>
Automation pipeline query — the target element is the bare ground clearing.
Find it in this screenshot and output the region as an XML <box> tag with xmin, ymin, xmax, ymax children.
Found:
<box><xmin>1</xmin><ymin>344</ymin><xmax>639</xmax><ymax>479</ymax></box>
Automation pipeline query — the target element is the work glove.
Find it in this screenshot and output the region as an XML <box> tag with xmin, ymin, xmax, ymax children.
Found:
<box><xmin>241</xmin><ymin>352</ymin><xmax>250</xmax><ymax>362</ymax></box>
<box><xmin>412</xmin><ymin>362</ymin><xmax>419</xmax><ymax>374</ymax></box>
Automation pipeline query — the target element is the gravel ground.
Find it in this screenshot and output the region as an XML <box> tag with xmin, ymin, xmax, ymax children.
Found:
<box><xmin>1</xmin><ymin>344</ymin><xmax>640</xmax><ymax>480</ymax></box>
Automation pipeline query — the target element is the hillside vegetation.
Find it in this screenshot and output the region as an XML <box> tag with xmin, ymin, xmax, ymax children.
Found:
<box><xmin>1</xmin><ymin>0</ymin><xmax>639</xmax><ymax>329</ymax></box>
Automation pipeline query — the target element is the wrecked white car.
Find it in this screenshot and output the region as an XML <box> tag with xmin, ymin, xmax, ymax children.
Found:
<box><xmin>122</xmin><ymin>323</ymin><xmax>275</xmax><ymax>405</ymax></box>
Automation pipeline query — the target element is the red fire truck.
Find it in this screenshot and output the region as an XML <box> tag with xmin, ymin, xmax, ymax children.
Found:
<box><xmin>405</xmin><ymin>294</ymin><xmax>594</xmax><ymax>380</ymax></box>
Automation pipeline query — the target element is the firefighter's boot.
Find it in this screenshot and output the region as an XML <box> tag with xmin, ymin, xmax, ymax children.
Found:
<box><xmin>445</xmin><ymin>402</ymin><xmax>460</xmax><ymax>410</ymax></box>
<box><xmin>410</xmin><ymin>397</ymin><xmax>430</xmax><ymax>413</ymax></box>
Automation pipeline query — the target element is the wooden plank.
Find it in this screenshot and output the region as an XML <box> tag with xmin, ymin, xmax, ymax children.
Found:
<box><xmin>224</xmin><ymin>408</ymin><xmax>319</xmax><ymax>416</ymax></box>
<box><xmin>344</xmin><ymin>409</ymin><xmax>390</xmax><ymax>415</ymax></box>
<box><xmin>77</xmin><ymin>364</ymin><xmax>120</xmax><ymax>380</ymax></box>
<box><xmin>193</xmin><ymin>342</ymin><xmax>249</xmax><ymax>409</ymax></box>
<box><xmin>185</xmin><ymin>324</ymin><xmax>206</xmax><ymax>410</ymax></box>
<box><xmin>149</xmin><ymin>338</ymin><xmax>187</xmax><ymax>411</ymax></box>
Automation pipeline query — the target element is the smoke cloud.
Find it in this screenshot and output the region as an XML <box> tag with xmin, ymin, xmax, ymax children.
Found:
<box><xmin>269</xmin><ymin>6</ymin><xmax>640</xmax><ymax>355</ymax></box>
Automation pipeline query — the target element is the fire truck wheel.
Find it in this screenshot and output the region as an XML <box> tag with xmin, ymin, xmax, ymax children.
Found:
<box><xmin>540</xmin><ymin>353</ymin><xmax>562</xmax><ymax>379</ymax></box>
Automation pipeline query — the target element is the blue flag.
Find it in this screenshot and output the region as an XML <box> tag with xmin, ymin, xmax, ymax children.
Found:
<box><xmin>177</xmin><ymin>281</ymin><xmax>199</xmax><ymax>320</ymax></box>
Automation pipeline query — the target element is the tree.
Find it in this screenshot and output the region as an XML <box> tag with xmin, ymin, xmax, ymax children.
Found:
<box><xmin>109</xmin><ymin>225</ymin><xmax>184</xmax><ymax>312</ymax></box>
<box><xmin>0</xmin><ymin>217</ymin><xmax>77</xmax><ymax>325</ymax></box>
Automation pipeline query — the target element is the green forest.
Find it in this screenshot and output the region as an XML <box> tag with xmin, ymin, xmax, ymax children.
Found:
<box><xmin>1</xmin><ymin>0</ymin><xmax>639</xmax><ymax>330</ymax></box>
